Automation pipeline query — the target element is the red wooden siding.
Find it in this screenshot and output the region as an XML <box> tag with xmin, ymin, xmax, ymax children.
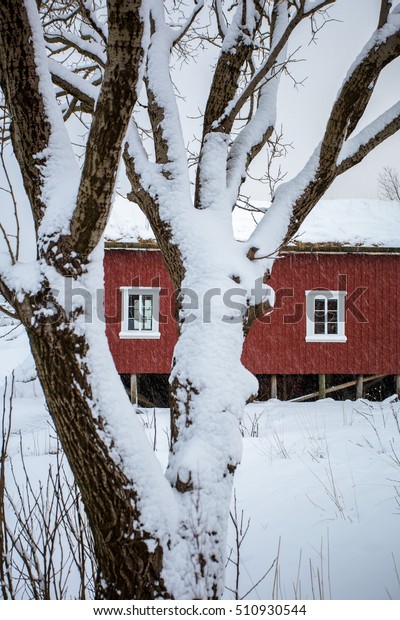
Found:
<box><xmin>104</xmin><ymin>248</ymin><xmax>400</xmax><ymax>375</ymax></box>
<box><xmin>104</xmin><ymin>249</ymin><xmax>177</xmax><ymax>374</ymax></box>
<box><xmin>245</xmin><ymin>252</ymin><xmax>400</xmax><ymax>374</ymax></box>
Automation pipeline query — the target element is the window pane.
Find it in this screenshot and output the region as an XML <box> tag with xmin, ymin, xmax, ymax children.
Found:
<box><xmin>128</xmin><ymin>295</ymin><xmax>140</xmax><ymax>330</ymax></box>
<box><xmin>142</xmin><ymin>295</ymin><xmax>153</xmax><ymax>330</ymax></box>
<box><xmin>314</xmin><ymin>322</ymin><xmax>325</xmax><ymax>334</ymax></box>
<box><xmin>314</xmin><ymin>310</ymin><xmax>325</xmax><ymax>323</ymax></box>
<box><xmin>327</xmin><ymin>297</ymin><xmax>338</xmax><ymax>334</ymax></box>
<box><xmin>315</xmin><ymin>299</ymin><xmax>325</xmax><ymax>312</ymax></box>
<box><xmin>327</xmin><ymin>321</ymin><xmax>338</xmax><ymax>335</ymax></box>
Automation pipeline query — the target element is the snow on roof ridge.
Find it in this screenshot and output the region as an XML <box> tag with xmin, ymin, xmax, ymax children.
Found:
<box><xmin>104</xmin><ymin>197</ymin><xmax>400</xmax><ymax>248</ymax></box>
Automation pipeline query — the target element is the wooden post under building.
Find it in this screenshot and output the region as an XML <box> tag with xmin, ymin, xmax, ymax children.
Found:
<box><xmin>271</xmin><ymin>375</ymin><xmax>278</xmax><ymax>399</ymax></box>
<box><xmin>318</xmin><ymin>374</ymin><xmax>326</xmax><ymax>399</ymax></box>
<box><xmin>130</xmin><ymin>374</ymin><xmax>138</xmax><ymax>405</ymax></box>
<box><xmin>356</xmin><ymin>375</ymin><xmax>364</xmax><ymax>399</ymax></box>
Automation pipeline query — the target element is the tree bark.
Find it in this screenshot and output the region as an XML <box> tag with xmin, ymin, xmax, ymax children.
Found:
<box><xmin>17</xmin><ymin>295</ymin><xmax>169</xmax><ymax>600</ymax></box>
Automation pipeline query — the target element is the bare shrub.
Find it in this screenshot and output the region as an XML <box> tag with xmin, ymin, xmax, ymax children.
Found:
<box><xmin>0</xmin><ymin>378</ymin><xmax>97</xmax><ymax>600</ymax></box>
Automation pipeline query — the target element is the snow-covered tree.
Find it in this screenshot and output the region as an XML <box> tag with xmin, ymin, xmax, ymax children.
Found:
<box><xmin>0</xmin><ymin>0</ymin><xmax>399</xmax><ymax>600</ymax></box>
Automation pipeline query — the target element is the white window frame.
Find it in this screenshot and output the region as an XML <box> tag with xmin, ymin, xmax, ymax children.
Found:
<box><xmin>305</xmin><ymin>290</ymin><xmax>347</xmax><ymax>343</ymax></box>
<box><xmin>119</xmin><ymin>287</ymin><xmax>161</xmax><ymax>339</ymax></box>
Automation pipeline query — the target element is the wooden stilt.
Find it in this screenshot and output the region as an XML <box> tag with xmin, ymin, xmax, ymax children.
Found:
<box><xmin>130</xmin><ymin>374</ymin><xmax>137</xmax><ymax>405</ymax></box>
<box><xmin>282</xmin><ymin>375</ymin><xmax>287</xmax><ymax>401</ymax></box>
<box><xmin>271</xmin><ymin>375</ymin><xmax>278</xmax><ymax>399</ymax></box>
<box><xmin>318</xmin><ymin>374</ymin><xmax>326</xmax><ymax>399</ymax></box>
<box><xmin>356</xmin><ymin>375</ymin><xmax>364</xmax><ymax>399</ymax></box>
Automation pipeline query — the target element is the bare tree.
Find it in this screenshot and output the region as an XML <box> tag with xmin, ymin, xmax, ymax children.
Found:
<box><xmin>0</xmin><ymin>0</ymin><xmax>399</xmax><ymax>600</ymax></box>
<box><xmin>378</xmin><ymin>166</ymin><xmax>400</xmax><ymax>202</ymax></box>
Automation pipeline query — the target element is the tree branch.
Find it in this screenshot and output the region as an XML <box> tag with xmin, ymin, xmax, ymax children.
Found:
<box><xmin>0</xmin><ymin>0</ymin><xmax>55</xmax><ymax>230</ymax></box>
<box><xmin>48</xmin><ymin>59</ymin><xmax>98</xmax><ymax>112</ymax></box>
<box><xmin>79</xmin><ymin>0</ymin><xmax>108</xmax><ymax>44</ymax></box>
<box><xmin>214</xmin><ymin>0</ymin><xmax>228</xmax><ymax>39</ymax></box>
<box><xmin>201</xmin><ymin>0</ymin><xmax>262</xmax><ymax>141</ymax></box>
<box><xmin>123</xmin><ymin>0</ymin><xmax>188</xmax><ymax>286</ymax></box>
<box><xmin>341</xmin><ymin>0</ymin><xmax>396</xmax><ymax>139</ymax></box>
<box><xmin>317</xmin><ymin>23</ymin><xmax>400</xmax><ymax>177</ymax></box>
<box><xmin>281</xmin><ymin>22</ymin><xmax>400</xmax><ymax>244</ymax></box>
<box><xmin>226</xmin><ymin>4</ymin><xmax>293</xmax><ymax>204</ymax></box>
<box><xmin>0</xmin><ymin>276</ymin><xmax>16</xmax><ymax>315</ymax></box>
<box><xmin>171</xmin><ymin>0</ymin><xmax>205</xmax><ymax>47</ymax></box>
<box><xmin>44</xmin><ymin>31</ymin><xmax>106</xmax><ymax>68</ymax></box>
<box><xmin>143</xmin><ymin>1</ymin><xmax>190</xmax><ymax>175</ymax></box>
<box><xmin>0</xmin><ymin>303</ymin><xmax>16</xmax><ymax>319</ymax></box>
<box><xmin>0</xmin><ymin>120</ymin><xmax>21</xmax><ymax>262</ymax></box>
<box><xmin>379</xmin><ymin>0</ymin><xmax>393</xmax><ymax>28</ymax></box>
<box><xmin>336</xmin><ymin>101</ymin><xmax>400</xmax><ymax>175</ymax></box>
<box><xmin>69</xmin><ymin>0</ymin><xmax>147</xmax><ymax>259</ymax></box>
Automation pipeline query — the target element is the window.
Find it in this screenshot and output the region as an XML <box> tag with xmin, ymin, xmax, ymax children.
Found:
<box><xmin>305</xmin><ymin>290</ymin><xmax>346</xmax><ymax>342</ymax></box>
<box><xmin>120</xmin><ymin>287</ymin><xmax>160</xmax><ymax>339</ymax></box>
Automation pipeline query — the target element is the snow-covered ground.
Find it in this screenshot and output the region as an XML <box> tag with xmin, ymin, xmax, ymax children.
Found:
<box><xmin>138</xmin><ymin>399</ymin><xmax>400</xmax><ymax>601</ymax></box>
<box><xmin>1</xmin><ymin>324</ymin><xmax>399</xmax><ymax>600</ymax></box>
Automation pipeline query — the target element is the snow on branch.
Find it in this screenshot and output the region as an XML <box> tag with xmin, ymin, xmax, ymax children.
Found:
<box><xmin>226</xmin><ymin>67</ymin><xmax>283</xmax><ymax>205</ymax></box>
<box><xmin>44</xmin><ymin>30</ymin><xmax>107</xmax><ymax>69</ymax></box>
<box><xmin>337</xmin><ymin>100</ymin><xmax>400</xmax><ymax>174</ymax></box>
<box><xmin>214</xmin><ymin>0</ymin><xmax>228</xmax><ymax>38</ymax></box>
<box><xmin>80</xmin><ymin>0</ymin><xmax>108</xmax><ymax>43</ymax></box>
<box><xmin>48</xmin><ymin>58</ymin><xmax>98</xmax><ymax>112</ymax></box>
<box><xmin>136</xmin><ymin>0</ymin><xmax>189</xmax><ymax>182</ymax></box>
<box><xmin>247</xmin><ymin>144</ymin><xmax>321</xmax><ymax>258</ymax></box>
<box><xmin>317</xmin><ymin>15</ymin><xmax>400</xmax><ymax>176</ymax></box>
<box><xmin>124</xmin><ymin>118</ymin><xmax>168</xmax><ymax>204</ymax></box>
<box><xmin>123</xmin><ymin>120</ymin><xmax>187</xmax><ymax>289</ymax></box>
<box><xmin>209</xmin><ymin>0</ymin><xmax>334</xmax><ymax>209</ymax></box>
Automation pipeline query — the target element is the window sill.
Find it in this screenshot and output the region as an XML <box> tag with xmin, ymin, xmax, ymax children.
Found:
<box><xmin>306</xmin><ymin>335</ymin><xmax>347</xmax><ymax>343</ymax></box>
<box><xmin>119</xmin><ymin>331</ymin><xmax>161</xmax><ymax>340</ymax></box>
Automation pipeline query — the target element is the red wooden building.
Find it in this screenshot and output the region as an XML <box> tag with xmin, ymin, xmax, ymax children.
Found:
<box><xmin>104</xmin><ymin>199</ymin><xmax>400</xmax><ymax>403</ymax></box>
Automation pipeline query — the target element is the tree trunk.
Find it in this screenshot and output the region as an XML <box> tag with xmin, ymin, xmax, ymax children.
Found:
<box><xmin>166</xmin><ymin>274</ymin><xmax>258</xmax><ymax>599</ymax></box>
<box><xmin>17</xmin><ymin>295</ymin><xmax>170</xmax><ymax>600</ymax></box>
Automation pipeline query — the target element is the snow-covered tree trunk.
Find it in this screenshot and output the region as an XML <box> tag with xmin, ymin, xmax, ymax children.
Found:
<box><xmin>167</xmin><ymin>268</ymin><xmax>261</xmax><ymax>598</ymax></box>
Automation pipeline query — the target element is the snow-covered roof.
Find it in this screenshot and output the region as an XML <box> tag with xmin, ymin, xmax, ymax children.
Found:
<box><xmin>104</xmin><ymin>197</ymin><xmax>155</xmax><ymax>244</ymax></box>
<box><xmin>104</xmin><ymin>197</ymin><xmax>400</xmax><ymax>249</ymax></box>
<box><xmin>293</xmin><ymin>199</ymin><xmax>400</xmax><ymax>248</ymax></box>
